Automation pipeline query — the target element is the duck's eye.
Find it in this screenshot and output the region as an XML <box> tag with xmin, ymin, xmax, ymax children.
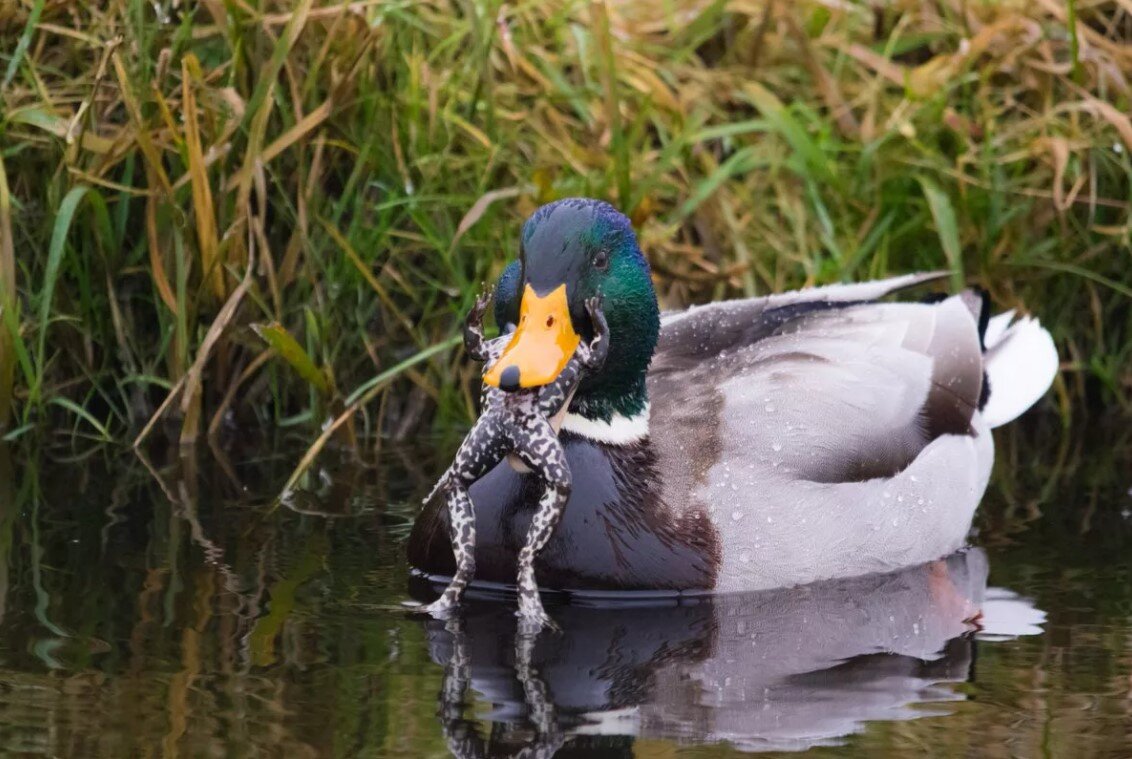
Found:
<box><xmin>593</xmin><ymin>249</ymin><xmax>610</xmax><ymax>271</ymax></box>
<box><xmin>545</xmin><ymin>315</ymin><xmax>554</xmax><ymax>328</ymax></box>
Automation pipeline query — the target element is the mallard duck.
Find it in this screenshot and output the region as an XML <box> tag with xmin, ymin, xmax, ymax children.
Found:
<box><xmin>407</xmin><ymin>198</ymin><xmax>1058</xmax><ymax>595</ymax></box>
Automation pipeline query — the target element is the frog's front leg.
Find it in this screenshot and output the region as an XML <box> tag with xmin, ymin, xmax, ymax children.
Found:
<box><xmin>535</xmin><ymin>297</ymin><xmax>608</xmax><ymax>417</ymax></box>
<box><xmin>462</xmin><ymin>289</ymin><xmax>494</xmax><ymax>362</ymax></box>
<box><xmin>579</xmin><ymin>295</ymin><xmax>610</xmax><ymax>369</ymax></box>
<box><xmin>512</xmin><ymin>416</ymin><xmax>571</xmax><ymax>634</ymax></box>
<box><xmin>425</xmin><ymin>415</ymin><xmax>509</xmax><ymax>617</ymax></box>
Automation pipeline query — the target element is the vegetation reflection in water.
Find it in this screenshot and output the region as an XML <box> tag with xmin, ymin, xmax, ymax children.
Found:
<box><xmin>0</xmin><ymin>411</ymin><xmax>1128</xmax><ymax>757</ymax></box>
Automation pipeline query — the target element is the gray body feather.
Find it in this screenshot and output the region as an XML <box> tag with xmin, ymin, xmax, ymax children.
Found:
<box><xmin>650</xmin><ymin>274</ymin><xmax>1000</xmax><ymax>591</ymax></box>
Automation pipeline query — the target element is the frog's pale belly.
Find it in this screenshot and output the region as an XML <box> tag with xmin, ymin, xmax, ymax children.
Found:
<box><xmin>505</xmin><ymin>385</ymin><xmax>576</xmax><ymax>474</ymax></box>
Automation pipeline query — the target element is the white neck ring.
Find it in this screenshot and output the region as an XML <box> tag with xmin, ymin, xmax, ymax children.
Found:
<box><xmin>559</xmin><ymin>404</ymin><xmax>650</xmax><ymax>445</ymax></box>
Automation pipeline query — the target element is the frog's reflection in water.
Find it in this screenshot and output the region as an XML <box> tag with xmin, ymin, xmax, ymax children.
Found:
<box><xmin>418</xmin><ymin>549</ymin><xmax>990</xmax><ymax>755</ymax></box>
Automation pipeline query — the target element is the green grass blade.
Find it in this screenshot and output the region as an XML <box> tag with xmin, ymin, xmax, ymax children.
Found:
<box><xmin>592</xmin><ymin>0</ymin><xmax>631</xmax><ymax>208</ymax></box>
<box><xmin>691</xmin><ymin>119</ymin><xmax>771</xmax><ymax>143</ymax></box>
<box><xmin>282</xmin><ymin>335</ymin><xmax>461</xmax><ymax>497</ymax></box>
<box><xmin>253</xmin><ymin>322</ymin><xmax>332</xmax><ymax>397</ymax></box>
<box><xmin>0</xmin><ymin>154</ymin><xmax>16</xmax><ymax>429</ymax></box>
<box><xmin>1</xmin><ymin>304</ymin><xmax>33</xmax><ymax>392</ymax></box>
<box><xmin>1</xmin><ymin>423</ymin><xmax>35</xmax><ymax>441</ymax></box>
<box><xmin>916</xmin><ymin>176</ymin><xmax>964</xmax><ymax>289</ymax></box>
<box><xmin>744</xmin><ymin>82</ymin><xmax>836</xmax><ymax>186</ymax></box>
<box><xmin>1010</xmin><ymin>260</ymin><xmax>1132</xmax><ymax>300</ymax></box>
<box><xmin>343</xmin><ymin>335</ymin><xmax>461</xmax><ymax>407</ymax></box>
<box><xmin>34</xmin><ymin>186</ymin><xmax>91</xmax><ymax>404</ymax></box>
<box><xmin>676</xmin><ymin>147</ymin><xmax>765</xmax><ymax>222</ymax></box>
<box><xmin>1066</xmin><ymin>0</ymin><xmax>1083</xmax><ymax>85</ymax></box>
<box><xmin>2</xmin><ymin>0</ymin><xmax>45</xmax><ymax>88</ymax></box>
<box><xmin>47</xmin><ymin>396</ymin><xmax>112</xmax><ymax>441</ymax></box>
<box><xmin>242</xmin><ymin>0</ymin><xmax>314</xmax><ymax>127</ymax></box>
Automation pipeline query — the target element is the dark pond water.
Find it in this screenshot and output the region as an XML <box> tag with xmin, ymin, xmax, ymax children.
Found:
<box><xmin>0</xmin><ymin>410</ymin><xmax>1129</xmax><ymax>757</ymax></box>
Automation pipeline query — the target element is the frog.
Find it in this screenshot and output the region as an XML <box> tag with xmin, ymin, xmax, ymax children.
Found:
<box><xmin>423</xmin><ymin>290</ymin><xmax>609</xmax><ymax>631</ymax></box>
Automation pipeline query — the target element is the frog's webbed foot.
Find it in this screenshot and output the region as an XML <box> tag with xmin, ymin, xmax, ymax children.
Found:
<box><xmin>463</xmin><ymin>288</ymin><xmax>495</xmax><ymax>361</ymax></box>
<box><xmin>466</xmin><ymin>288</ymin><xmax>494</xmax><ymax>332</ymax></box>
<box><xmin>515</xmin><ymin>568</ymin><xmax>560</xmax><ymax>636</ymax></box>
<box><xmin>422</xmin><ymin>594</ymin><xmax>462</xmax><ymax>619</ymax></box>
<box><xmin>516</xmin><ymin>603</ymin><xmax>560</xmax><ymax>637</ymax></box>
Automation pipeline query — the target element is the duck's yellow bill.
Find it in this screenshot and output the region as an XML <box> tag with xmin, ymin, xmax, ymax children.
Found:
<box><xmin>484</xmin><ymin>283</ymin><xmax>579</xmax><ymax>390</ymax></box>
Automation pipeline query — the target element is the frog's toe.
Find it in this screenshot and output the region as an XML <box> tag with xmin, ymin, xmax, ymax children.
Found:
<box><xmin>422</xmin><ymin>596</ymin><xmax>461</xmax><ymax>618</ymax></box>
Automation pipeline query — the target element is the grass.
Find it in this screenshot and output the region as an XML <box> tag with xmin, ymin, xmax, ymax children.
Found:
<box><xmin>0</xmin><ymin>0</ymin><xmax>1129</xmax><ymax>449</ymax></box>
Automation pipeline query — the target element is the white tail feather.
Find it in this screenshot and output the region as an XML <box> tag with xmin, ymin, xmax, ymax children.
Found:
<box><xmin>982</xmin><ymin>309</ymin><xmax>1015</xmax><ymax>348</ymax></box>
<box><xmin>981</xmin><ymin>313</ymin><xmax>1058</xmax><ymax>428</ymax></box>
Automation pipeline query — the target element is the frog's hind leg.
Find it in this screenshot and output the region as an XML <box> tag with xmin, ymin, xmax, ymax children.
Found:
<box><xmin>425</xmin><ymin>417</ymin><xmax>508</xmax><ymax>617</ymax></box>
<box><xmin>513</xmin><ymin>418</ymin><xmax>571</xmax><ymax>633</ymax></box>
<box><xmin>424</xmin><ymin>483</ymin><xmax>478</xmax><ymax>616</ymax></box>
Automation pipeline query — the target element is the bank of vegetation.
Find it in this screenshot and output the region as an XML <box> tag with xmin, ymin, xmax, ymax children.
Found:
<box><xmin>0</xmin><ymin>0</ymin><xmax>1129</xmax><ymax>447</ymax></box>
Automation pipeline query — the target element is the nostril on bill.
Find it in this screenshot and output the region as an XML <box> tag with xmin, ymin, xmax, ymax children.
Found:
<box><xmin>499</xmin><ymin>365</ymin><xmax>521</xmax><ymax>391</ymax></box>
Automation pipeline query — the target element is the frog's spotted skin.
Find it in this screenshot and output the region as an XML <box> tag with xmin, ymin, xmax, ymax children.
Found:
<box><xmin>424</xmin><ymin>292</ymin><xmax>609</xmax><ymax>629</ymax></box>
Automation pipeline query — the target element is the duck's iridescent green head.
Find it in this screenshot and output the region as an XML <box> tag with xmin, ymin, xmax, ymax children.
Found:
<box><xmin>491</xmin><ymin>198</ymin><xmax>659</xmax><ymax>424</ymax></box>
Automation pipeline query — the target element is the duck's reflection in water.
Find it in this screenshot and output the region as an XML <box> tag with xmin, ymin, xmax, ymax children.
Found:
<box><xmin>417</xmin><ymin>549</ymin><xmax>997</xmax><ymax>755</ymax></box>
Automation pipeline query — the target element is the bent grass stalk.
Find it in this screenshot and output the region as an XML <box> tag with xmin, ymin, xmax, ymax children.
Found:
<box><xmin>279</xmin><ymin>335</ymin><xmax>461</xmax><ymax>498</ymax></box>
